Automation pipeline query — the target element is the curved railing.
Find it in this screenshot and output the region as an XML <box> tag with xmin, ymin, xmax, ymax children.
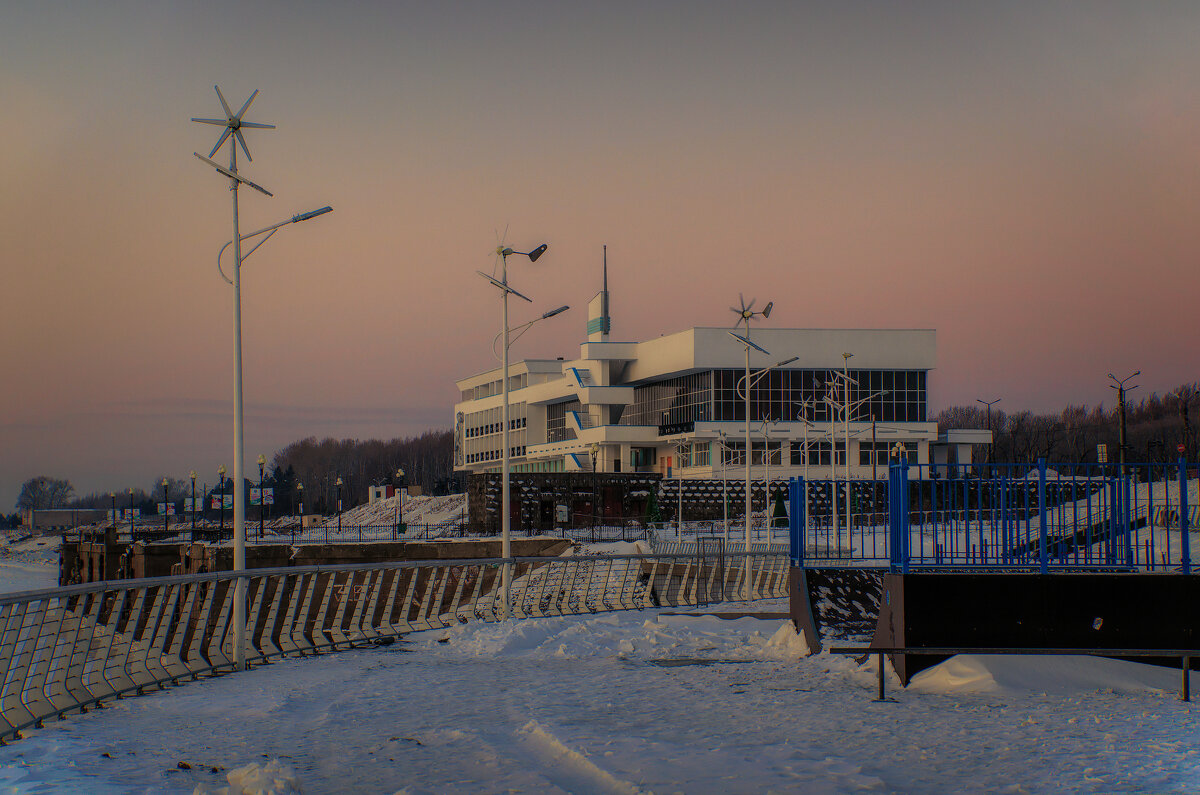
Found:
<box><xmin>0</xmin><ymin>551</ymin><xmax>788</xmax><ymax>742</ymax></box>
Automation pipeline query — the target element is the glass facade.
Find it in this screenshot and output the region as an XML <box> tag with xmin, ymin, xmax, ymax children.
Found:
<box><xmin>546</xmin><ymin>400</ymin><xmax>581</xmax><ymax>443</ymax></box>
<box><xmin>621</xmin><ymin>372</ymin><xmax>712</xmax><ymax>426</ymax></box>
<box><xmin>715</xmin><ymin>369</ymin><xmax>926</xmax><ymax>423</ymax></box>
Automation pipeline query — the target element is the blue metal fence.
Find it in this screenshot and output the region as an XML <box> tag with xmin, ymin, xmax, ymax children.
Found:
<box><xmin>789</xmin><ymin>457</ymin><xmax>1197</xmax><ymax>573</ymax></box>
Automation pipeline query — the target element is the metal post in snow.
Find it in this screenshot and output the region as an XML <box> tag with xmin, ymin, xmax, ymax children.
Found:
<box><xmin>1180</xmin><ymin>457</ymin><xmax>1190</xmax><ymax>574</ymax></box>
<box><xmin>1038</xmin><ymin>458</ymin><xmax>1048</xmax><ymax>575</ymax></box>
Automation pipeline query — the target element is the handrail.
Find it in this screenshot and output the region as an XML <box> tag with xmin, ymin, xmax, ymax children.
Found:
<box><xmin>0</xmin><ymin>551</ymin><xmax>788</xmax><ymax>743</ymax></box>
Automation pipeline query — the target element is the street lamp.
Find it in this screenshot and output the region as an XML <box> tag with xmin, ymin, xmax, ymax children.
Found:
<box><xmin>759</xmin><ymin>417</ymin><xmax>780</xmax><ymax>525</ymax></box>
<box><xmin>257</xmin><ymin>453</ymin><xmax>266</xmax><ymax>541</ymax></box>
<box><xmin>193</xmin><ymin>86</ymin><xmax>332</xmax><ymax>673</ymax></box>
<box><xmin>162</xmin><ymin>478</ymin><xmax>170</xmax><ymax>535</ymax></box>
<box><xmin>977</xmin><ymin>398</ymin><xmax>1001</xmax><ymax>466</ymax></box>
<box><xmin>109</xmin><ymin>492</ymin><xmax>116</xmax><ymax>530</ymax></box>
<box><xmin>717</xmin><ymin>431</ymin><xmax>730</xmax><ymax>543</ymax></box>
<box><xmin>335</xmin><ymin>476</ymin><xmax>343</xmax><ymax>542</ymax></box>
<box><xmin>673</xmin><ymin>439</ymin><xmax>687</xmax><ymax>540</ymax></box>
<box><xmin>733</xmin><ymin>348</ymin><xmax>797</xmax><ymax>546</ymax></box>
<box><xmin>128</xmin><ymin>488</ymin><xmax>135</xmax><ymax>539</ymax></box>
<box><xmin>295</xmin><ymin>481</ymin><xmax>304</xmax><ymax>544</ymax></box>
<box><xmin>477</xmin><ymin>240</ymin><xmax>563</xmax><ymax>619</ymax></box>
<box><xmin>394</xmin><ymin>469</ymin><xmax>405</xmax><ymax>539</ymax></box>
<box><xmin>217</xmin><ymin>464</ymin><xmax>227</xmax><ymax>535</ymax></box>
<box><xmin>1109</xmin><ymin>372</ymin><xmax>1140</xmax><ymax>471</ymax></box>
<box><xmin>189</xmin><ymin>470</ymin><xmax>198</xmax><ymax>538</ymax></box>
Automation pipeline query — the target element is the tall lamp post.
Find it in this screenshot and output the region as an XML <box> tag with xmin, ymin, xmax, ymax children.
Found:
<box><xmin>217</xmin><ymin>464</ymin><xmax>227</xmax><ymax>535</ymax></box>
<box><xmin>295</xmin><ymin>481</ymin><xmax>304</xmax><ymax>544</ymax></box>
<box><xmin>193</xmin><ymin>86</ymin><xmax>332</xmax><ymax>673</ymax></box>
<box><xmin>257</xmin><ymin>453</ymin><xmax>266</xmax><ymax>541</ymax></box>
<box><xmin>977</xmin><ymin>398</ymin><xmax>1001</xmax><ymax>467</ymax></box>
<box><xmin>189</xmin><ymin>470</ymin><xmax>198</xmax><ymax>539</ymax></box>
<box><xmin>162</xmin><ymin>478</ymin><xmax>170</xmax><ymax>535</ymax></box>
<box><xmin>395</xmin><ymin>469</ymin><xmax>405</xmax><ymax>539</ymax></box>
<box><xmin>1109</xmin><ymin>371</ymin><xmax>1140</xmax><ymax>471</ymax></box>
<box><xmin>128</xmin><ymin>488</ymin><xmax>135</xmax><ymax>539</ymax></box>
<box><xmin>335</xmin><ymin>476</ymin><xmax>343</xmax><ymax>542</ymax></box>
<box><xmin>717</xmin><ymin>431</ymin><xmax>730</xmax><ymax>544</ymax></box>
<box><xmin>109</xmin><ymin>492</ymin><xmax>116</xmax><ymax>529</ymax></box>
<box><xmin>477</xmin><ymin>241</ymin><xmax>565</xmax><ymax>619</ymax></box>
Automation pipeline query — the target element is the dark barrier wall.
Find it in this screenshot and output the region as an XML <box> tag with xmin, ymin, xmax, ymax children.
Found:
<box><xmin>871</xmin><ymin>572</ymin><xmax>1200</xmax><ymax>684</ymax></box>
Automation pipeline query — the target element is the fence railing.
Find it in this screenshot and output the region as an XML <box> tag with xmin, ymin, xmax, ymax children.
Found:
<box><xmin>0</xmin><ymin>551</ymin><xmax>787</xmax><ymax>742</ymax></box>
<box><xmin>789</xmin><ymin>459</ymin><xmax>1196</xmax><ymax>573</ymax></box>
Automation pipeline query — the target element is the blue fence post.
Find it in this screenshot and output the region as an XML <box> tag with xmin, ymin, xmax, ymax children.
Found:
<box><xmin>788</xmin><ymin>476</ymin><xmax>805</xmax><ymax>568</ymax></box>
<box><xmin>1038</xmin><ymin>458</ymin><xmax>1048</xmax><ymax>574</ymax></box>
<box><xmin>900</xmin><ymin>460</ymin><xmax>911</xmax><ymax>573</ymax></box>
<box><xmin>1180</xmin><ymin>457</ymin><xmax>1191</xmax><ymax>575</ymax></box>
<box><xmin>888</xmin><ymin>463</ymin><xmax>900</xmax><ymax>572</ymax></box>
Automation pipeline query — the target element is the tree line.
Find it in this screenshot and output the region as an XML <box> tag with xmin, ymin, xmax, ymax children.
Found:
<box><xmin>936</xmin><ymin>382</ymin><xmax>1199</xmax><ymax>464</ymax></box>
<box><xmin>12</xmin><ymin>430</ymin><xmax>458</xmax><ymax>520</ymax></box>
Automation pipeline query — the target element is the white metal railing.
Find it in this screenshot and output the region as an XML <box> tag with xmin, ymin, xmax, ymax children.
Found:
<box><xmin>0</xmin><ymin>552</ymin><xmax>788</xmax><ymax>742</ymax></box>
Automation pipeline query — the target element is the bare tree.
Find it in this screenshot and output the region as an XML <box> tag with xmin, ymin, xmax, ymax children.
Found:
<box><xmin>15</xmin><ymin>477</ymin><xmax>75</xmax><ymax>511</ymax></box>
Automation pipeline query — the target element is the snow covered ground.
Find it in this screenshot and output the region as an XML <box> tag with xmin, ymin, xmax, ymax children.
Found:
<box><xmin>0</xmin><ymin>534</ymin><xmax>60</xmax><ymax>593</ymax></box>
<box><xmin>0</xmin><ymin>597</ymin><xmax>1196</xmax><ymax>793</ymax></box>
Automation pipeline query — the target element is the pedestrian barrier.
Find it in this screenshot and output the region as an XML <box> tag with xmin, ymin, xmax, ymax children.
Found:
<box><xmin>0</xmin><ymin>551</ymin><xmax>788</xmax><ymax>742</ymax></box>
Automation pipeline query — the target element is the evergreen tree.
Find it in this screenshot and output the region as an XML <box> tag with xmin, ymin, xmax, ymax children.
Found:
<box><xmin>772</xmin><ymin>490</ymin><xmax>788</xmax><ymax>528</ymax></box>
<box><xmin>645</xmin><ymin>487</ymin><xmax>662</xmax><ymax>525</ymax></box>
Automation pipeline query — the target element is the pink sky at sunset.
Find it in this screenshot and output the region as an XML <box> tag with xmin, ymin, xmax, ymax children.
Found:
<box><xmin>3</xmin><ymin>2</ymin><xmax>1198</xmax><ymax>508</ymax></box>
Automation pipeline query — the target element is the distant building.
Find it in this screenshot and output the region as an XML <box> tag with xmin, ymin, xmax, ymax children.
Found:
<box><xmin>21</xmin><ymin>509</ymin><xmax>108</xmax><ymax>533</ymax></box>
<box><xmin>454</xmin><ymin>260</ymin><xmax>987</xmax><ymax>484</ymax></box>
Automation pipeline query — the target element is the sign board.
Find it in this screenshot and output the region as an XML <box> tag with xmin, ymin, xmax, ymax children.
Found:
<box><xmin>263</xmin><ymin>487</ymin><xmax>274</xmax><ymax>505</ymax></box>
<box><xmin>1179</xmin><ymin>443</ymin><xmax>1187</xmax><ymax>454</ymax></box>
<box><xmin>183</xmin><ymin>497</ymin><xmax>202</xmax><ymax>511</ymax></box>
<box><xmin>555</xmin><ymin>504</ymin><xmax>569</xmax><ymax>523</ymax></box>
<box><xmin>1097</xmin><ymin>443</ymin><xmax>1108</xmax><ymax>464</ymax></box>
<box><xmin>122</xmin><ymin>509</ymin><xmax>141</xmax><ymax>520</ymax></box>
<box><xmin>157</xmin><ymin>503</ymin><xmax>176</xmax><ymax>516</ymax></box>
<box><xmin>250</xmin><ymin>487</ymin><xmax>261</xmax><ymax>506</ymax></box>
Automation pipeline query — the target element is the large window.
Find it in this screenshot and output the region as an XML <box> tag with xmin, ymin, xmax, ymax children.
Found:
<box><xmin>790</xmin><ymin>440</ymin><xmax>845</xmax><ymax>467</ymax></box>
<box><xmin>622</xmin><ymin>372</ymin><xmax>712</xmax><ymax>427</ymax></box>
<box><xmin>714</xmin><ymin>369</ymin><xmax>926</xmax><ymax>423</ymax></box>
<box><xmin>546</xmin><ymin>400</ymin><xmax>581</xmax><ymax>443</ymax></box>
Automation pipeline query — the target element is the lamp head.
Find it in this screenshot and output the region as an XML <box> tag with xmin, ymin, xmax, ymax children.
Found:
<box><xmin>218</xmin><ymin>464</ymin><xmax>226</xmax><ymax>476</ymax></box>
<box><xmin>541</xmin><ymin>305</ymin><xmax>569</xmax><ymax>320</ymax></box>
<box><xmin>257</xmin><ymin>453</ymin><xmax>266</xmax><ymax>467</ymax></box>
<box><xmin>336</xmin><ymin>477</ymin><xmax>343</xmax><ymax>486</ymax></box>
<box><xmin>526</xmin><ymin>243</ymin><xmax>548</xmax><ymax>262</ymax></box>
<box><xmin>162</xmin><ymin>478</ymin><xmax>169</xmax><ymax>487</ymax></box>
<box><xmin>189</xmin><ymin>470</ymin><xmax>197</xmax><ymax>480</ymax></box>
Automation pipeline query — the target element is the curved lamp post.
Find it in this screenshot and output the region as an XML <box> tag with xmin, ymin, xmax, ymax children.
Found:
<box><xmin>477</xmin><ymin>242</ymin><xmax>567</xmax><ymax>619</ymax></box>
<box><xmin>193</xmin><ymin>86</ymin><xmax>332</xmax><ymax>672</ymax></box>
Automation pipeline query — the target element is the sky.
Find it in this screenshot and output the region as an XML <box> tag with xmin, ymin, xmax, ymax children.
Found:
<box><xmin>3</xmin><ymin>2</ymin><xmax>1199</xmax><ymax>508</ymax></box>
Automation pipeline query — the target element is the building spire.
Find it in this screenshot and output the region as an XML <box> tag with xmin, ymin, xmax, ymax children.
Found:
<box><xmin>587</xmin><ymin>245</ymin><xmax>611</xmax><ymax>341</ymax></box>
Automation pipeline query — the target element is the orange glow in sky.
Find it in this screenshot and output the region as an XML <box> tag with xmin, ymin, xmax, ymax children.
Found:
<box><xmin>3</xmin><ymin>2</ymin><xmax>1199</xmax><ymax>505</ymax></box>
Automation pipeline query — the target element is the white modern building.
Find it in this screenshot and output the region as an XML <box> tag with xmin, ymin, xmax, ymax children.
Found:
<box><xmin>455</xmin><ymin>269</ymin><xmax>972</xmax><ymax>483</ymax></box>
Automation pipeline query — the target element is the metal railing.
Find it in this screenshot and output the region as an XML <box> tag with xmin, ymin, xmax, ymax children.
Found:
<box><xmin>789</xmin><ymin>459</ymin><xmax>1197</xmax><ymax>572</ymax></box>
<box><xmin>0</xmin><ymin>551</ymin><xmax>787</xmax><ymax>742</ymax></box>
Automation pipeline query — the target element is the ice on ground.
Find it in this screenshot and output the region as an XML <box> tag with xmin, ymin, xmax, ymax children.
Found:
<box><xmin>195</xmin><ymin>759</ymin><xmax>302</xmax><ymax>795</ymax></box>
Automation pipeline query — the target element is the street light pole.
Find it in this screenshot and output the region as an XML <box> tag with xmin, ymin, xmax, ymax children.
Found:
<box><xmin>128</xmin><ymin>488</ymin><xmax>135</xmax><ymax>539</ymax></box>
<box><xmin>478</xmin><ymin>242</ymin><xmax>555</xmax><ymax>620</ymax></box>
<box><xmin>193</xmin><ymin>87</ymin><xmax>332</xmax><ymax>673</ymax></box>
<box><xmin>1109</xmin><ymin>372</ymin><xmax>1140</xmax><ymax>471</ymax></box>
<box><xmin>217</xmin><ymin>464</ymin><xmax>226</xmax><ymax>536</ymax></box>
<box><xmin>335</xmin><ymin>476</ymin><xmax>343</xmax><ymax>542</ymax></box>
<box><xmin>395</xmin><ymin>469</ymin><xmax>405</xmax><ymax>539</ymax></box>
<box><xmin>842</xmin><ymin>353</ymin><xmax>853</xmax><ymax>540</ymax></box>
<box><xmin>977</xmin><ymin>398</ymin><xmax>1001</xmax><ymax>467</ymax></box>
<box><xmin>718</xmin><ymin>430</ymin><xmax>729</xmax><ymax>544</ymax></box>
<box><xmin>257</xmin><ymin>454</ymin><xmax>266</xmax><ymax>541</ymax></box>
<box><xmin>189</xmin><ymin>470</ymin><xmax>197</xmax><ymax>540</ymax></box>
<box><xmin>162</xmin><ymin>478</ymin><xmax>170</xmax><ymax>535</ymax></box>
<box><xmin>295</xmin><ymin>482</ymin><xmax>303</xmax><ymax>545</ymax></box>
